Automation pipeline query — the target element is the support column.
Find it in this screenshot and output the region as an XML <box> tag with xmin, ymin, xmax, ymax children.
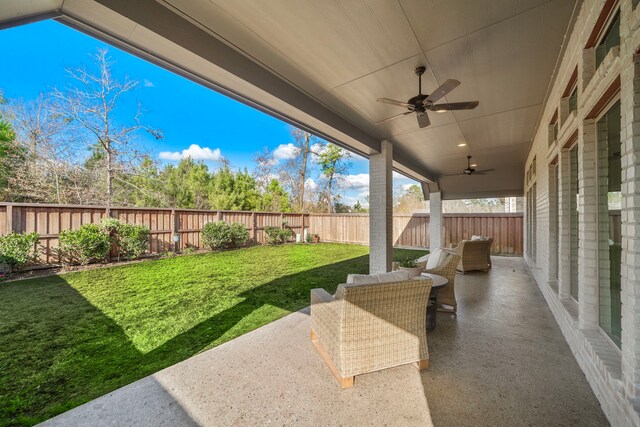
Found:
<box><xmin>621</xmin><ymin>53</ymin><xmax>640</xmax><ymax>399</ymax></box>
<box><xmin>369</xmin><ymin>140</ymin><xmax>393</xmax><ymax>274</ymax></box>
<box><xmin>578</xmin><ymin>119</ymin><xmax>599</xmax><ymax>330</ymax></box>
<box><xmin>429</xmin><ymin>191</ymin><xmax>443</xmax><ymax>252</ymax></box>
<box><xmin>558</xmin><ymin>149</ymin><xmax>572</xmax><ymax>299</ymax></box>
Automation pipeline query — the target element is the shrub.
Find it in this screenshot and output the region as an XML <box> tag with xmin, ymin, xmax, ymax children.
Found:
<box><xmin>182</xmin><ymin>246</ymin><xmax>198</xmax><ymax>255</ymax></box>
<box><xmin>60</xmin><ymin>224</ymin><xmax>111</xmax><ymax>265</ymax></box>
<box><xmin>115</xmin><ymin>223</ymin><xmax>149</xmax><ymax>260</ymax></box>
<box><xmin>228</xmin><ymin>223</ymin><xmax>250</xmax><ymax>248</ymax></box>
<box><xmin>0</xmin><ymin>232</ymin><xmax>39</xmax><ymax>272</ymax></box>
<box><xmin>202</xmin><ymin>221</ymin><xmax>249</xmax><ymax>250</ymax></box>
<box><xmin>305</xmin><ymin>232</ymin><xmax>314</xmax><ymax>243</ymax></box>
<box><xmin>264</xmin><ymin>226</ymin><xmax>293</xmax><ymax>245</ymax></box>
<box><xmin>100</xmin><ymin>218</ymin><xmax>150</xmax><ymax>260</ymax></box>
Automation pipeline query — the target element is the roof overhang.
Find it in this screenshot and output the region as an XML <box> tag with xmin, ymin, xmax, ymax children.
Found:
<box><xmin>0</xmin><ymin>0</ymin><xmax>581</xmax><ymax>198</ymax></box>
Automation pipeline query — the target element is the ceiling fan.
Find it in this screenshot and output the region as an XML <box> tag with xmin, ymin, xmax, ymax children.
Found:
<box><xmin>444</xmin><ymin>155</ymin><xmax>494</xmax><ymax>176</ymax></box>
<box><xmin>376</xmin><ymin>66</ymin><xmax>479</xmax><ymax>129</ymax></box>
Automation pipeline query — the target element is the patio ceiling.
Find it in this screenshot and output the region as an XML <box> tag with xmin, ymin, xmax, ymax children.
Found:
<box><xmin>0</xmin><ymin>0</ymin><xmax>580</xmax><ymax>199</ymax></box>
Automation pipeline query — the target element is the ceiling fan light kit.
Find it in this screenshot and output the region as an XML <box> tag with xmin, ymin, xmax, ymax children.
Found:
<box><xmin>376</xmin><ymin>66</ymin><xmax>479</xmax><ymax>128</ymax></box>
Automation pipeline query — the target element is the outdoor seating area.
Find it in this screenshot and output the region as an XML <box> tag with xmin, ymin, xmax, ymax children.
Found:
<box><xmin>41</xmin><ymin>257</ymin><xmax>607</xmax><ymax>426</ymax></box>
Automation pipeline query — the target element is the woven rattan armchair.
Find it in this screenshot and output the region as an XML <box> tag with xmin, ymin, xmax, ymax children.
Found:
<box><xmin>310</xmin><ymin>278</ymin><xmax>433</xmax><ymax>388</ymax></box>
<box><xmin>424</xmin><ymin>251</ymin><xmax>461</xmax><ymax>312</ymax></box>
<box><xmin>451</xmin><ymin>239</ymin><xmax>492</xmax><ymax>273</ymax></box>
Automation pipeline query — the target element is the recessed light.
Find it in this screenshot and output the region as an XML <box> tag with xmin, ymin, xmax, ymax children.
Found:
<box><xmin>457</xmin><ymin>143</ymin><xmax>467</xmax><ymax>147</ymax></box>
<box><xmin>471</xmin><ymin>164</ymin><xmax>477</xmax><ymax>167</ymax></box>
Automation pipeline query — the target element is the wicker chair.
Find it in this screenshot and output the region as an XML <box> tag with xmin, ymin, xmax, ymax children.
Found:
<box><xmin>451</xmin><ymin>239</ymin><xmax>492</xmax><ymax>273</ymax></box>
<box><xmin>424</xmin><ymin>251</ymin><xmax>461</xmax><ymax>312</ymax></box>
<box><xmin>310</xmin><ymin>278</ymin><xmax>433</xmax><ymax>388</ymax></box>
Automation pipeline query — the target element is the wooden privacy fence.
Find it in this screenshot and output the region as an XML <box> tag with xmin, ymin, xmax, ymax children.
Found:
<box><xmin>0</xmin><ymin>203</ymin><xmax>523</xmax><ymax>266</ymax></box>
<box><xmin>307</xmin><ymin>213</ymin><xmax>523</xmax><ymax>255</ymax></box>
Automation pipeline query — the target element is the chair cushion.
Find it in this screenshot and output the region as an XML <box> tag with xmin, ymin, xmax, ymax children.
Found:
<box><xmin>346</xmin><ymin>274</ymin><xmax>379</xmax><ymax>285</ymax></box>
<box><xmin>346</xmin><ymin>270</ymin><xmax>409</xmax><ymax>285</ymax></box>
<box><xmin>426</xmin><ymin>248</ymin><xmax>444</xmax><ymax>269</ymax></box>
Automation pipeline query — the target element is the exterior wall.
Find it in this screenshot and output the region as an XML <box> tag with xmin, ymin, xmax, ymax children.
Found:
<box><xmin>524</xmin><ymin>1</ymin><xmax>640</xmax><ymax>425</ymax></box>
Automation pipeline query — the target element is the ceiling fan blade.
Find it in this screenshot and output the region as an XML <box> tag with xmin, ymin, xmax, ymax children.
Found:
<box><xmin>474</xmin><ymin>169</ymin><xmax>494</xmax><ymax>174</ymax></box>
<box><xmin>375</xmin><ymin>111</ymin><xmax>413</xmax><ymax>124</ymax></box>
<box><xmin>429</xmin><ymin>101</ymin><xmax>479</xmax><ymax>111</ymax></box>
<box><xmin>376</xmin><ymin>98</ymin><xmax>412</xmax><ymax>108</ymax></box>
<box><xmin>442</xmin><ymin>173</ymin><xmax>465</xmax><ymax>177</ymax></box>
<box><xmin>416</xmin><ymin>112</ymin><xmax>430</xmax><ymax>128</ymax></box>
<box><xmin>426</xmin><ymin>79</ymin><xmax>460</xmax><ymax>103</ymax></box>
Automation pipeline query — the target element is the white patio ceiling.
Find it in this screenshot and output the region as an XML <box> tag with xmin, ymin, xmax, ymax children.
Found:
<box><xmin>0</xmin><ymin>0</ymin><xmax>580</xmax><ymax>199</ymax></box>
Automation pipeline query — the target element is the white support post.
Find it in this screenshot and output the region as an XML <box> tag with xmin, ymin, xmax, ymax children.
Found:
<box><xmin>429</xmin><ymin>191</ymin><xmax>443</xmax><ymax>252</ymax></box>
<box><xmin>369</xmin><ymin>140</ymin><xmax>393</xmax><ymax>274</ymax></box>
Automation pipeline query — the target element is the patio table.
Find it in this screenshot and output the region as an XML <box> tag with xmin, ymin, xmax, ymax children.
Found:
<box><xmin>421</xmin><ymin>273</ymin><xmax>448</xmax><ymax>332</ymax></box>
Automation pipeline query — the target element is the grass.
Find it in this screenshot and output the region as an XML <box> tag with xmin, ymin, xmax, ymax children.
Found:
<box><xmin>0</xmin><ymin>243</ymin><xmax>425</xmax><ymax>426</ymax></box>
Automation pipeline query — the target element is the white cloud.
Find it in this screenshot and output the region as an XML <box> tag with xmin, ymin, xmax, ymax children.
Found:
<box><xmin>311</xmin><ymin>142</ymin><xmax>327</xmax><ymax>156</ymax></box>
<box><xmin>159</xmin><ymin>144</ymin><xmax>223</xmax><ymax>161</ymax></box>
<box><xmin>273</xmin><ymin>143</ymin><xmax>300</xmax><ymax>160</ymax></box>
<box><xmin>338</xmin><ymin>173</ymin><xmax>370</xmax><ymax>191</ymax></box>
<box><xmin>143</xmin><ymin>79</ymin><xmax>154</xmax><ymax>87</ymax></box>
<box><xmin>305</xmin><ymin>178</ymin><xmax>318</xmax><ymax>192</ymax></box>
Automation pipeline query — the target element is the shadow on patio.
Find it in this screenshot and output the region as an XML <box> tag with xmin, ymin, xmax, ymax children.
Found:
<box><xmin>40</xmin><ymin>257</ymin><xmax>607</xmax><ymax>426</ymax></box>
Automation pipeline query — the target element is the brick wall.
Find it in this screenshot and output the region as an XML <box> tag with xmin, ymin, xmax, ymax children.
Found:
<box><xmin>525</xmin><ymin>0</ymin><xmax>640</xmax><ymax>425</ymax></box>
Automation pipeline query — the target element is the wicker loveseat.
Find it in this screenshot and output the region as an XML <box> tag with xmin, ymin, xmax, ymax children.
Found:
<box><xmin>450</xmin><ymin>238</ymin><xmax>493</xmax><ymax>274</ymax></box>
<box><xmin>310</xmin><ymin>275</ymin><xmax>433</xmax><ymax>388</ymax></box>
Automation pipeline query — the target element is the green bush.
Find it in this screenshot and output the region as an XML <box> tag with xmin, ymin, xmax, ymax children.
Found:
<box><xmin>60</xmin><ymin>224</ymin><xmax>111</xmax><ymax>265</ymax></box>
<box><xmin>264</xmin><ymin>226</ymin><xmax>293</xmax><ymax>245</ymax></box>
<box><xmin>0</xmin><ymin>232</ymin><xmax>39</xmax><ymax>271</ymax></box>
<box><xmin>100</xmin><ymin>218</ymin><xmax>150</xmax><ymax>260</ymax></box>
<box><xmin>202</xmin><ymin>221</ymin><xmax>249</xmax><ymax>250</ymax></box>
<box><xmin>228</xmin><ymin>223</ymin><xmax>250</xmax><ymax>248</ymax></box>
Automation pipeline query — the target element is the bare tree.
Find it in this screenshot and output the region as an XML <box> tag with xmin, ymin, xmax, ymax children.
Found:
<box><xmin>3</xmin><ymin>95</ymin><xmax>88</xmax><ymax>203</ymax></box>
<box><xmin>282</xmin><ymin>128</ymin><xmax>321</xmax><ymax>212</ymax></box>
<box><xmin>52</xmin><ymin>48</ymin><xmax>162</xmax><ymax>207</ymax></box>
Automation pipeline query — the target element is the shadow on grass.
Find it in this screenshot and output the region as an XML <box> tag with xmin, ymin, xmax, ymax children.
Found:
<box><xmin>1</xmin><ymin>254</ymin><xmax>372</xmax><ymax>426</ymax></box>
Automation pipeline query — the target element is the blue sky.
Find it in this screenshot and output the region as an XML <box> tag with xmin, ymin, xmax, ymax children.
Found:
<box><xmin>1</xmin><ymin>20</ymin><xmax>416</xmax><ymax>205</ymax></box>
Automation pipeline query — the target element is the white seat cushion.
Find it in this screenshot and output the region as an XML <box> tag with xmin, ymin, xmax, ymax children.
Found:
<box><xmin>426</xmin><ymin>248</ymin><xmax>444</xmax><ymax>269</ymax></box>
<box><xmin>346</xmin><ymin>270</ymin><xmax>410</xmax><ymax>285</ymax></box>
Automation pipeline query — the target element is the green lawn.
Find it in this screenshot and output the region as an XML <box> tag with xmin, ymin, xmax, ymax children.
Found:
<box><xmin>0</xmin><ymin>243</ymin><xmax>425</xmax><ymax>426</ymax></box>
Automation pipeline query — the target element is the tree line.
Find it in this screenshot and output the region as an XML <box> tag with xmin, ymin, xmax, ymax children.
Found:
<box><xmin>0</xmin><ymin>49</ymin><xmax>381</xmax><ymax>213</ymax></box>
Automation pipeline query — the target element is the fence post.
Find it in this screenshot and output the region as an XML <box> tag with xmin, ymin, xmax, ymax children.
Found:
<box><xmin>217</xmin><ymin>211</ymin><xmax>223</xmax><ymax>221</ymax></box>
<box><xmin>251</xmin><ymin>212</ymin><xmax>257</xmax><ymax>243</ymax></box>
<box><xmin>5</xmin><ymin>205</ymin><xmax>13</xmax><ymax>235</ymax></box>
<box><xmin>172</xmin><ymin>209</ymin><xmax>179</xmax><ymax>253</ymax></box>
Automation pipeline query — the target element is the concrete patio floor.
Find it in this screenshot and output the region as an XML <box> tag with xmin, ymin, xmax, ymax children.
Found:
<box><xmin>42</xmin><ymin>257</ymin><xmax>607</xmax><ymax>426</ymax></box>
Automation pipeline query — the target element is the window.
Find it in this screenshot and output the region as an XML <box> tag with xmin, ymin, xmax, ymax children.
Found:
<box><xmin>597</xmin><ymin>100</ymin><xmax>621</xmax><ymax>347</ymax></box>
<box><xmin>568</xmin><ymin>88</ymin><xmax>577</xmax><ymax>115</ymax></box>
<box><xmin>570</xmin><ymin>144</ymin><xmax>579</xmax><ymax>301</ymax></box>
<box><xmin>595</xmin><ymin>11</ymin><xmax>620</xmax><ymax>69</ymax></box>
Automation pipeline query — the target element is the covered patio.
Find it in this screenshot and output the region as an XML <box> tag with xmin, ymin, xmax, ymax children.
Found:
<box><xmin>42</xmin><ymin>258</ymin><xmax>606</xmax><ymax>426</ymax></box>
<box><xmin>5</xmin><ymin>0</ymin><xmax>640</xmax><ymax>425</ymax></box>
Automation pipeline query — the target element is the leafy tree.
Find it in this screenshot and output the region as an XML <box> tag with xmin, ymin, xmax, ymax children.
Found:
<box><xmin>352</xmin><ymin>200</ymin><xmax>368</xmax><ymax>213</ymax></box>
<box><xmin>0</xmin><ymin>103</ymin><xmax>18</xmax><ymax>196</ymax></box>
<box><xmin>260</xmin><ymin>179</ymin><xmax>291</xmax><ymax>212</ymax></box>
<box><xmin>161</xmin><ymin>158</ymin><xmax>211</xmax><ymax>209</ymax></box>
<box><xmin>394</xmin><ymin>184</ymin><xmax>425</xmax><ymax>213</ymax></box>
<box><xmin>316</xmin><ymin>143</ymin><xmax>351</xmax><ymax>213</ymax></box>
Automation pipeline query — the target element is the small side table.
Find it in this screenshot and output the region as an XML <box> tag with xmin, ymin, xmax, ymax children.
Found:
<box><xmin>421</xmin><ymin>273</ymin><xmax>449</xmax><ymax>332</ymax></box>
